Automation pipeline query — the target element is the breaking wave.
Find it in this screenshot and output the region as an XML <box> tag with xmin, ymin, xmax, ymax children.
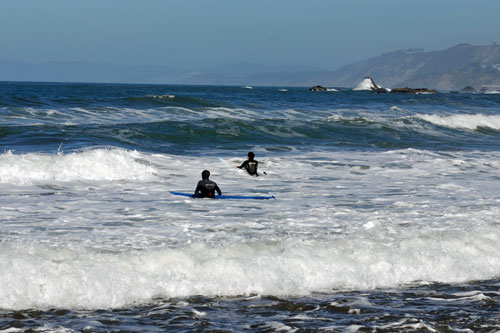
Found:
<box><xmin>416</xmin><ymin>114</ymin><xmax>500</xmax><ymax>131</ymax></box>
<box><xmin>2</xmin><ymin>224</ymin><xmax>499</xmax><ymax>310</ymax></box>
<box><xmin>0</xmin><ymin>148</ymin><xmax>157</xmax><ymax>185</ymax></box>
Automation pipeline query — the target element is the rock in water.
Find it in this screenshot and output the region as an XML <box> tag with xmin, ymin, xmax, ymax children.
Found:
<box><xmin>309</xmin><ymin>85</ymin><xmax>328</xmax><ymax>91</ymax></box>
<box><xmin>390</xmin><ymin>87</ymin><xmax>438</xmax><ymax>94</ymax></box>
<box><xmin>353</xmin><ymin>77</ymin><xmax>388</xmax><ymax>92</ymax></box>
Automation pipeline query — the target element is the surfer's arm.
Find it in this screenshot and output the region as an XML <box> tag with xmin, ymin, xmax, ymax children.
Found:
<box><xmin>237</xmin><ymin>160</ymin><xmax>248</xmax><ymax>169</ymax></box>
<box><xmin>194</xmin><ymin>181</ymin><xmax>203</xmax><ymax>196</ymax></box>
<box><xmin>215</xmin><ymin>184</ymin><xmax>222</xmax><ymax>195</ymax></box>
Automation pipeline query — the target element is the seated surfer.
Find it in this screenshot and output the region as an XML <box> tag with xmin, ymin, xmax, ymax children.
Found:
<box><xmin>193</xmin><ymin>170</ymin><xmax>222</xmax><ymax>198</ymax></box>
<box><xmin>237</xmin><ymin>152</ymin><xmax>259</xmax><ymax>176</ymax></box>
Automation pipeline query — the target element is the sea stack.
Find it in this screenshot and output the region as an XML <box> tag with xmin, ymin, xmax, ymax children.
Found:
<box><xmin>353</xmin><ymin>77</ymin><xmax>388</xmax><ymax>93</ymax></box>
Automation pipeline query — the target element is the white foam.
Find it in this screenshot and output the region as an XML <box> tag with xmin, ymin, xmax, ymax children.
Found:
<box><xmin>147</xmin><ymin>94</ymin><xmax>175</xmax><ymax>99</ymax></box>
<box><xmin>2</xmin><ymin>223</ymin><xmax>499</xmax><ymax>310</ymax></box>
<box><xmin>0</xmin><ymin>106</ymin><xmax>171</xmax><ymax>126</ymax></box>
<box><xmin>2</xmin><ymin>149</ymin><xmax>500</xmax><ymax>309</ymax></box>
<box><xmin>1</xmin><ymin>105</ymin><xmax>340</xmax><ymax>127</ymax></box>
<box><xmin>0</xmin><ymin>149</ymin><xmax>157</xmax><ymax>185</ymax></box>
<box><xmin>417</xmin><ymin>114</ymin><xmax>500</xmax><ymax>130</ymax></box>
<box><xmin>353</xmin><ymin>77</ymin><xmax>382</xmax><ymax>91</ymax></box>
<box><xmin>203</xmin><ymin>107</ymin><xmax>261</xmax><ymax>120</ymax></box>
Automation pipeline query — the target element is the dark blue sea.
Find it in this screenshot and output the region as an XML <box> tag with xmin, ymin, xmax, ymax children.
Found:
<box><xmin>1</xmin><ymin>81</ymin><xmax>500</xmax><ymax>332</ymax></box>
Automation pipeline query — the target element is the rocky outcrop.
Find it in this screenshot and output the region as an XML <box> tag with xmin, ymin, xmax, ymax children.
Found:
<box><xmin>353</xmin><ymin>77</ymin><xmax>381</xmax><ymax>91</ymax></box>
<box><xmin>371</xmin><ymin>87</ymin><xmax>390</xmax><ymax>93</ymax></box>
<box><xmin>461</xmin><ymin>85</ymin><xmax>477</xmax><ymax>93</ymax></box>
<box><xmin>350</xmin><ymin>77</ymin><xmax>437</xmax><ymax>94</ymax></box>
<box><xmin>309</xmin><ymin>85</ymin><xmax>328</xmax><ymax>91</ymax></box>
<box><xmin>389</xmin><ymin>87</ymin><xmax>438</xmax><ymax>94</ymax></box>
<box><xmin>353</xmin><ymin>77</ymin><xmax>389</xmax><ymax>93</ymax></box>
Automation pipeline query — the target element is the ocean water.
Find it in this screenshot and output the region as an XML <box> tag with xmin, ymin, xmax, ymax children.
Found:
<box><xmin>1</xmin><ymin>81</ymin><xmax>500</xmax><ymax>332</ymax></box>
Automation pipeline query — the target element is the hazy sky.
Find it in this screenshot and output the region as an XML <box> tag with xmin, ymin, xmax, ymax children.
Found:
<box><xmin>1</xmin><ymin>0</ymin><xmax>500</xmax><ymax>70</ymax></box>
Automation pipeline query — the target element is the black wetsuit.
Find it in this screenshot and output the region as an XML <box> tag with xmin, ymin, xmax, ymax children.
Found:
<box><xmin>238</xmin><ymin>160</ymin><xmax>259</xmax><ymax>176</ymax></box>
<box><xmin>194</xmin><ymin>179</ymin><xmax>222</xmax><ymax>198</ymax></box>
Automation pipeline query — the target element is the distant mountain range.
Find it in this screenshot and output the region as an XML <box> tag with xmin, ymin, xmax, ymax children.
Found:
<box><xmin>1</xmin><ymin>44</ymin><xmax>500</xmax><ymax>90</ymax></box>
<box><xmin>329</xmin><ymin>44</ymin><xmax>500</xmax><ymax>91</ymax></box>
<box><xmin>0</xmin><ymin>60</ymin><xmax>190</xmax><ymax>84</ymax></box>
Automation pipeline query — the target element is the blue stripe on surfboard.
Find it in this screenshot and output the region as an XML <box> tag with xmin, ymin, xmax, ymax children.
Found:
<box><xmin>216</xmin><ymin>194</ymin><xmax>275</xmax><ymax>200</ymax></box>
<box><xmin>170</xmin><ymin>191</ymin><xmax>275</xmax><ymax>200</ymax></box>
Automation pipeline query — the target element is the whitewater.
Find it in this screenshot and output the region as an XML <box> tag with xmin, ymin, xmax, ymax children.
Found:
<box><xmin>2</xmin><ymin>149</ymin><xmax>500</xmax><ymax>309</ymax></box>
<box><xmin>1</xmin><ymin>82</ymin><xmax>500</xmax><ymax>331</ymax></box>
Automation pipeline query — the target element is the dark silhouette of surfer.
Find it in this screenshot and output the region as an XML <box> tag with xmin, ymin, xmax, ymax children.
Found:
<box><xmin>237</xmin><ymin>152</ymin><xmax>259</xmax><ymax>176</ymax></box>
<box><xmin>193</xmin><ymin>170</ymin><xmax>221</xmax><ymax>198</ymax></box>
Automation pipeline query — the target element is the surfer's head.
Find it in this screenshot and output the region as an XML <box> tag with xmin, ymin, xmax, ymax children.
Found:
<box><xmin>248</xmin><ymin>152</ymin><xmax>255</xmax><ymax>160</ymax></box>
<box><xmin>201</xmin><ymin>170</ymin><xmax>210</xmax><ymax>179</ymax></box>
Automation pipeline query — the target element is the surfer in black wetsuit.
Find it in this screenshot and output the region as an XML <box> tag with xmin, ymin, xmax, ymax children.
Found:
<box><xmin>237</xmin><ymin>152</ymin><xmax>259</xmax><ymax>176</ymax></box>
<box><xmin>194</xmin><ymin>170</ymin><xmax>222</xmax><ymax>198</ymax></box>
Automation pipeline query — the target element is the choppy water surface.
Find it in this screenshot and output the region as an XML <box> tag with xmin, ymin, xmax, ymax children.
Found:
<box><xmin>2</xmin><ymin>280</ymin><xmax>500</xmax><ymax>332</ymax></box>
<box><xmin>1</xmin><ymin>82</ymin><xmax>500</xmax><ymax>331</ymax></box>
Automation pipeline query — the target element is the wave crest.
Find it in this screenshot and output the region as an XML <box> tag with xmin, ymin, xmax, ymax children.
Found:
<box><xmin>0</xmin><ymin>148</ymin><xmax>157</xmax><ymax>185</ymax></box>
<box><xmin>2</xmin><ymin>225</ymin><xmax>499</xmax><ymax>310</ymax></box>
<box><xmin>417</xmin><ymin>114</ymin><xmax>500</xmax><ymax>130</ymax></box>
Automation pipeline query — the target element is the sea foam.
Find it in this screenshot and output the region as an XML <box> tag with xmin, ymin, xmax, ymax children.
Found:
<box><xmin>417</xmin><ymin>114</ymin><xmax>500</xmax><ymax>130</ymax></box>
<box><xmin>1</xmin><ymin>224</ymin><xmax>499</xmax><ymax>310</ymax></box>
<box><xmin>0</xmin><ymin>149</ymin><xmax>157</xmax><ymax>185</ymax></box>
<box><xmin>2</xmin><ymin>149</ymin><xmax>500</xmax><ymax>310</ymax></box>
